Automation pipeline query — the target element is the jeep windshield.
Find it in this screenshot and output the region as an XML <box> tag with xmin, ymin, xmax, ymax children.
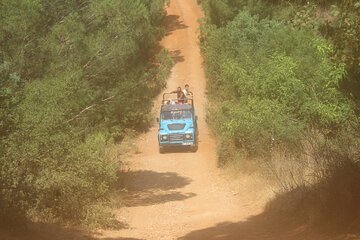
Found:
<box><xmin>161</xmin><ymin>110</ymin><xmax>192</xmax><ymax>120</ymax></box>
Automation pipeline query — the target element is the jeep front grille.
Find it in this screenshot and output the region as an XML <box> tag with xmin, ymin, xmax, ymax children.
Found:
<box><xmin>169</xmin><ymin>134</ymin><xmax>184</xmax><ymax>142</ymax></box>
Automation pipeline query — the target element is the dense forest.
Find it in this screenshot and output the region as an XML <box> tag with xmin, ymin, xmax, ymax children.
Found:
<box><xmin>0</xmin><ymin>0</ymin><xmax>171</xmax><ymax>226</ymax></box>
<box><xmin>199</xmin><ymin>0</ymin><xmax>360</xmax><ymax>228</ymax></box>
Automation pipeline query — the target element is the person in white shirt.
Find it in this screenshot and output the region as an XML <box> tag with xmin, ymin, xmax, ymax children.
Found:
<box><xmin>183</xmin><ymin>84</ymin><xmax>191</xmax><ymax>97</ymax></box>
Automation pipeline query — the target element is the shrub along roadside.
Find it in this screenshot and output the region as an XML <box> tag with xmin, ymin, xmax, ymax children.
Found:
<box><xmin>198</xmin><ymin>0</ymin><xmax>360</xmax><ymax>106</ymax></box>
<box><xmin>200</xmin><ymin>3</ymin><xmax>360</xmax><ymax>228</ymax></box>
<box><xmin>202</xmin><ymin>11</ymin><xmax>353</xmax><ymax>161</ymax></box>
<box><xmin>0</xmin><ymin>0</ymin><xmax>172</xmax><ymax>227</ymax></box>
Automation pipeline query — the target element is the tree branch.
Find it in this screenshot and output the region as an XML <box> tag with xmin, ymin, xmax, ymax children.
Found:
<box><xmin>65</xmin><ymin>95</ymin><xmax>115</xmax><ymax>124</ymax></box>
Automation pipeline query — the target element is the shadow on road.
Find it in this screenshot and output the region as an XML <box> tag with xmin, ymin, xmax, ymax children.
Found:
<box><xmin>178</xmin><ymin>183</ymin><xmax>360</xmax><ymax>240</ymax></box>
<box><xmin>164</xmin><ymin>14</ymin><xmax>188</xmax><ymax>36</ymax></box>
<box><xmin>93</xmin><ymin>236</ymin><xmax>144</xmax><ymax>240</ymax></box>
<box><xmin>115</xmin><ymin>170</ymin><xmax>195</xmax><ymax>207</ymax></box>
<box><xmin>1</xmin><ymin>223</ymin><xmax>145</xmax><ymax>240</ymax></box>
<box><xmin>117</xmin><ymin>170</ymin><xmax>192</xmax><ymax>191</ymax></box>
<box><xmin>177</xmin><ymin>160</ymin><xmax>360</xmax><ymax>240</ymax></box>
<box><xmin>163</xmin><ymin>14</ymin><xmax>187</xmax><ymax>64</ymax></box>
<box><xmin>0</xmin><ymin>224</ymin><xmax>142</xmax><ymax>240</ymax></box>
<box><xmin>178</xmin><ymin>214</ymin><xmax>360</xmax><ymax>240</ymax></box>
<box><xmin>0</xmin><ymin>171</ymin><xmax>195</xmax><ymax>240</ymax></box>
<box><xmin>177</xmin><ymin>216</ymin><xmax>309</xmax><ymax>240</ymax></box>
<box><xmin>169</xmin><ymin>49</ymin><xmax>185</xmax><ymax>63</ymax></box>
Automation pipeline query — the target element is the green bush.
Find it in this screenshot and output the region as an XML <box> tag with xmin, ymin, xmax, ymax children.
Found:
<box><xmin>200</xmin><ymin>0</ymin><xmax>360</xmax><ymax>229</ymax></box>
<box><xmin>203</xmin><ymin>11</ymin><xmax>353</xmax><ymax>158</ymax></box>
<box><xmin>201</xmin><ymin>0</ymin><xmax>360</xmax><ymax>107</ymax></box>
<box><xmin>0</xmin><ymin>0</ymin><xmax>169</xmax><ymax>225</ymax></box>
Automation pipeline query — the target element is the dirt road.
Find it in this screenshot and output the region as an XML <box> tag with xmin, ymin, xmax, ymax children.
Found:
<box><xmin>98</xmin><ymin>0</ymin><xmax>255</xmax><ymax>239</ymax></box>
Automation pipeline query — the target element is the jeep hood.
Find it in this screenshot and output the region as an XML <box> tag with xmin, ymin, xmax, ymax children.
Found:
<box><xmin>160</xmin><ymin>119</ymin><xmax>194</xmax><ymax>133</ymax></box>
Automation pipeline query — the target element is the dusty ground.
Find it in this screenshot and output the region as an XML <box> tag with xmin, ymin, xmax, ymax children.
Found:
<box><xmin>96</xmin><ymin>0</ymin><xmax>262</xmax><ymax>239</ymax></box>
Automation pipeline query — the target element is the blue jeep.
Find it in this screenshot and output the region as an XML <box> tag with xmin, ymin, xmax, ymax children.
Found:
<box><xmin>157</xmin><ymin>93</ymin><xmax>198</xmax><ymax>153</ymax></box>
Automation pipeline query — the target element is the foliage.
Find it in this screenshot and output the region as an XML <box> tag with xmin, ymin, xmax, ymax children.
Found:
<box><xmin>325</xmin><ymin>1</ymin><xmax>360</xmax><ymax>102</ymax></box>
<box><xmin>200</xmin><ymin>0</ymin><xmax>360</xmax><ymax>228</ymax></box>
<box><xmin>200</xmin><ymin>0</ymin><xmax>360</xmax><ymax>106</ymax></box>
<box><xmin>202</xmin><ymin>11</ymin><xmax>353</xmax><ymax>160</ymax></box>
<box><xmin>0</xmin><ymin>0</ymin><xmax>169</xmax><ymax>225</ymax></box>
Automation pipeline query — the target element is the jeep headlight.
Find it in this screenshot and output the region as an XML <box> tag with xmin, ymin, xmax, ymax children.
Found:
<box><xmin>160</xmin><ymin>135</ymin><xmax>169</xmax><ymax>141</ymax></box>
<box><xmin>185</xmin><ymin>134</ymin><xmax>193</xmax><ymax>140</ymax></box>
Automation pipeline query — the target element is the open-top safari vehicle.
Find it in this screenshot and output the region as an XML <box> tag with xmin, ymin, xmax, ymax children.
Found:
<box><xmin>157</xmin><ymin>92</ymin><xmax>198</xmax><ymax>153</ymax></box>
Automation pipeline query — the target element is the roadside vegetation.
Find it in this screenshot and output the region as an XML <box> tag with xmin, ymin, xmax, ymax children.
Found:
<box><xmin>199</xmin><ymin>0</ymin><xmax>360</xmax><ymax>230</ymax></box>
<box><xmin>0</xmin><ymin>0</ymin><xmax>171</xmax><ymax>228</ymax></box>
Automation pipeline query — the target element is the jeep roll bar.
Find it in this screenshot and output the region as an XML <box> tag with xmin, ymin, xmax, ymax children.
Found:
<box><xmin>162</xmin><ymin>92</ymin><xmax>194</xmax><ymax>106</ymax></box>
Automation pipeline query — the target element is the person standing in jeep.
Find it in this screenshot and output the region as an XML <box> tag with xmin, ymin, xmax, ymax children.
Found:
<box><xmin>171</xmin><ymin>87</ymin><xmax>186</xmax><ymax>103</ymax></box>
<box><xmin>183</xmin><ymin>84</ymin><xmax>192</xmax><ymax>103</ymax></box>
<box><xmin>183</xmin><ymin>84</ymin><xmax>191</xmax><ymax>97</ymax></box>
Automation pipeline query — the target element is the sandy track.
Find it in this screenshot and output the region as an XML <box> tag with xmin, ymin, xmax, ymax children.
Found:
<box><xmin>97</xmin><ymin>0</ymin><xmax>250</xmax><ymax>239</ymax></box>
